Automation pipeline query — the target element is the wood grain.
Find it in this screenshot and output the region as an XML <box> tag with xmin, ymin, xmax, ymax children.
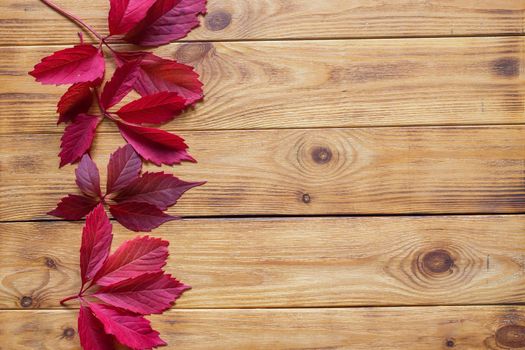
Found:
<box><xmin>1</xmin><ymin>0</ymin><xmax>524</xmax><ymax>45</ymax></box>
<box><xmin>0</xmin><ymin>216</ymin><xmax>524</xmax><ymax>309</ymax></box>
<box><xmin>1</xmin><ymin>126</ymin><xmax>524</xmax><ymax>220</ymax></box>
<box><xmin>1</xmin><ymin>306</ymin><xmax>525</xmax><ymax>349</ymax></box>
<box><xmin>2</xmin><ymin>37</ymin><xmax>524</xmax><ymax>134</ymax></box>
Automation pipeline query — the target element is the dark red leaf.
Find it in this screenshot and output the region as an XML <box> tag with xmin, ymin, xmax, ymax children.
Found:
<box><xmin>29</xmin><ymin>44</ymin><xmax>105</xmax><ymax>85</ymax></box>
<box><xmin>94</xmin><ymin>236</ymin><xmax>169</xmax><ymax>286</ymax></box>
<box><xmin>94</xmin><ymin>272</ymin><xmax>190</xmax><ymax>314</ymax></box>
<box><xmin>108</xmin><ymin>0</ymin><xmax>157</xmax><ymax>35</ymax></box>
<box><xmin>117</xmin><ymin>121</ymin><xmax>195</xmax><ymax>166</ymax></box>
<box><xmin>124</xmin><ymin>0</ymin><xmax>207</xmax><ymax>46</ymax></box>
<box><xmin>106</xmin><ymin>144</ymin><xmax>142</xmax><ymax>195</ymax></box>
<box><xmin>48</xmin><ymin>194</ymin><xmax>99</xmax><ymax>220</ymax></box>
<box><xmin>59</xmin><ymin>114</ymin><xmax>100</xmax><ymax>167</ymax></box>
<box><xmin>56</xmin><ymin>82</ymin><xmax>93</xmax><ymax>124</ymax></box>
<box><xmin>109</xmin><ymin>202</ymin><xmax>177</xmax><ymax>232</ymax></box>
<box><xmin>116</xmin><ymin>91</ymin><xmax>186</xmax><ymax>124</ymax></box>
<box><xmin>117</xmin><ymin>51</ymin><xmax>203</xmax><ymax>105</ymax></box>
<box><xmin>75</xmin><ymin>154</ymin><xmax>102</xmax><ymax>198</ymax></box>
<box><xmin>100</xmin><ymin>61</ymin><xmax>141</xmax><ymax>109</ymax></box>
<box><xmin>80</xmin><ymin>204</ymin><xmax>113</xmax><ymax>285</ymax></box>
<box><xmin>78</xmin><ymin>306</ymin><xmax>114</xmax><ymax>350</ymax></box>
<box><xmin>89</xmin><ymin>302</ymin><xmax>166</xmax><ymax>349</ymax></box>
<box><xmin>114</xmin><ymin>171</ymin><xmax>204</xmax><ymax>210</ymax></box>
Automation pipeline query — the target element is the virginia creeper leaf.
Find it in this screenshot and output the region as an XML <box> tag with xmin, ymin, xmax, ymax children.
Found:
<box><xmin>100</xmin><ymin>61</ymin><xmax>141</xmax><ymax>109</ymax></box>
<box><xmin>48</xmin><ymin>194</ymin><xmax>99</xmax><ymax>220</ymax></box>
<box><xmin>109</xmin><ymin>202</ymin><xmax>177</xmax><ymax>232</ymax></box>
<box><xmin>108</xmin><ymin>0</ymin><xmax>157</xmax><ymax>35</ymax></box>
<box><xmin>78</xmin><ymin>306</ymin><xmax>115</xmax><ymax>350</ymax></box>
<box><xmin>80</xmin><ymin>204</ymin><xmax>113</xmax><ymax>284</ymax></box>
<box><xmin>75</xmin><ymin>154</ymin><xmax>102</xmax><ymax>198</ymax></box>
<box><xmin>117</xmin><ymin>121</ymin><xmax>195</xmax><ymax>166</ymax></box>
<box><xmin>106</xmin><ymin>144</ymin><xmax>142</xmax><ymax>194</ymax></box>
<box><xmin>89</xmin><ymin>302</ymin><xmax>166</xmax><ymax>349</ymax></box>
<box><xmin>94</xmin><ymin>272</ymin><xmax>190</xmax><ymax>314</ymax></box>
<box><xmin>29</xmin><ymin>44</ymin><xmax>105</xmax><ymax>85</ymax></box>
<box><xmin>59</xmin><ymin>114</ymin><xmax>100</xmax><ymax>167</ymax></box>
<box><xmin>116</xmin><ymin>91</ymin><xmax>186</xmax><ymax>124</ymax></box>
<box><xmin>94</xmin><ymin>236</ymin><xmax>169</xmax><ymax>286</ymax></box>
<box><xmin>114</xmin><ymin>171</ymin><xmax>205</xmax><ymax>210</ymax></box>
<box><xmin>57</xmin><ymin>82</ymin><xmax>93</xmax><ymax>124</ymax></box>
<box><xmin>124</xmin><ymin>0</ymin><xmax>207</xmax><ymax>46</ymax></box>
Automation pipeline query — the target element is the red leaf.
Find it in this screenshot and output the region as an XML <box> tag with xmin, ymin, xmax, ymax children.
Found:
<box><xmin>56</xmin><ymin>82</ymin><xmax>93</xmax><ymax>124</ymax></box>
<box><xmin>94</xmin><ymin>272</ymin><xmax>190</xmax><ymax>314</ymax></box>
<box><xmin>89</xmin><ymin>302</ymin><xmax>166</xmax><ymax>349</ymax></box>
<box><xmin>75</xmin><ymin>154</ymin><xmax>102</xmax><ymax>198</ymax></box>
<box><xmin>100</xmin><ymin>61</ymin><xmax>141</xmax><ymax>109</ymax></box>
<box><xmin>109</xmin><ymin>202</ymin><xmax>177</xmax><ymax>232</ymax></box>
<box><xmin>59</xmin><ymin>114</ymin><xmax>100</xmax><ymax>167</ymax></box>
<box><xmin>118</xmin><ymin>52</ymin><xmax>203</xmax><ymax>105</ymax></box>
<box><xmin>114</xmin><ymin>171</ymin><xmax>204</xmax><ymax>210</ymax></box>
<box><xmin>47</xmin><ymin>194</ymin><xmax>99</xmax><ymax>220</ymax></box>
<box><xmin>80</xmin><ymin>204</ymin><xmax>113</xmax><ymax>285</ymax></box>
<box><xmin>124</xmin><ymin>0</ymin><xmax>207</xmax><ymax>46</ymax></box>
<box><xmin>94</xmin><ymin>236</ymin><xmax>169</xmax><ymax>286</ymax></box>
<box><xmin>108</xmin><ymin>0</ymin><xmax>157</xmax><ymax>35</ymax></box>
<box><xmin>29</xmin><ymin>44</ymin><xmax>105</xmax><ymax>85</ymax></box>
<box><xmin>106</xmin><ymin>144</ymin><xmax>142</xmax><ymax>195</ymax></box>
<box><xmin>116</xmin><ymin>91</ymin><xmax>186</xmax><ymax>124</ymax></box>
<box><xmin>78</xmin><ymin>306</ymin><xmax>114</xmax><ymax>350</ymax></box>
<box><xmin>117</xmin><ymin>121</ymin><xmax>195</xmax><ymax>165</ymax></box>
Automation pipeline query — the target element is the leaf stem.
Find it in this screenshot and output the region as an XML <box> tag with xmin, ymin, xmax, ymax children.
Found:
<box><xmin>60</xmin><ymin>294</ymin><xmax>79</xmax><ymax>306</ymax></box>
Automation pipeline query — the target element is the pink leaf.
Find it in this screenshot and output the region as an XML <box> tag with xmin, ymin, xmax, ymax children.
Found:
<box><xmin>89</xmin><ymin>302</ymin><xmax>166</xmax><ymax>349</ymax></box>
<box><xmin>100</xmin><ymin>61</ymin><xmax>141</xmax><ymax>109</ymax></box>
<box><xmin>56</xmin><ymin>82</ymin><xmax>93</xmax><ymax>124</ymax></box>
<box><xmin>59</xmin><ymin>114</ymin><xmax>100</xmax><ymax>167</ymax></box>
<box><xmin>48</xmin><ymin>194</ymin><xmax>99</xmax><ymax>220</ymax></box>
<box><xmin>94</xmin><ymin>236</ymin><xmax>169</xmax><ymax>286</ymax></box>
<box><xmin>114</xmin><ymin>171</ymin><xmax>204</xmax><ymax>210</ymax></box>
<box><xmin>109</xmin><ymin>202</ymin><xmax>177</xmax><ymax>232</ymax></box>
<box><xmin>75</xmin><ymin>154</ymin><xmax>102</xmax><ymax>198</ymax></box>
<box><xmin>80</xmin><ymin>204</ymin><xmax>113</xmax><ymax>285</ymax></box>
<box><xmin>118</xmin><ymin>52</ymin><xmax>203</xmax><ymax>105</ymax></box>
<box><xmin>94</xmin><ymin>272</ymin><xmax>190</xmax><ymax>314</ymax></box>
<box><xmin>124</xmin><ymin>0</ymin><xmax>207</xmax><ymax>46</ymax></box>
<box><xmin>116</xmin><ymin>91</ymin><xmax>186</xmax><ymax>124</ymax></box>
<box><xmin>29</xmin><ymin>44</ymin><xmax>105</xmax><ymax>85</ymax></box>
<box><xmin>78</xmin><ymin>306</ymin><xmax>114</xmax><ymax>350</ymax></box>
<box><xmin>108</xmin><ymin>0</ymin><xmax>157</xmax><ymax>35</ymax></box>
<box><xmin>117</xmin><ymin>121</ymin><xmax>195</xmax><ymax>166</ymax></box>
<box><xmin>106</xmin><ymin>144</ymin><xmax>142</xmax><ymax>195</ymax></box>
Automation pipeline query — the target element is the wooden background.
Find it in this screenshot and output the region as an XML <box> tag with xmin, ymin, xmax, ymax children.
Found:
<box><xmin>1</xmin><ymin>0</ymin><xmax>525</xmax><ymax>349</ymax></box>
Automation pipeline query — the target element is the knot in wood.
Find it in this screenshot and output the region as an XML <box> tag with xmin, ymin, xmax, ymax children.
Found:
<box><xmin>20</xmin><ymin>296</ymin><xmax>33</xmax><ymax>308</ymax></box>
<box><xmin>445</xmin><ymin>339</ymin><xmax>455</xmax><ymax>347</ymax></box>
<box><xmin>311</xmin><ymin>146</ymin><xmax>332</xmax><ymax>164</ymax></box>
<box><xmin>45</xmin><ymin>257</ymin><xmax>57</xmax><ymax>269</ymax></box>
<box><xmin>62</xmin><ymin>327</ymin><xmax>76</xmax><ymax>339</ymax></box>
<box><xmin>302</xmin><ymin>193</ymin><xmax>311</xmax><ymax>203</ymax></box>
<box><xmin>175</xmin><ymin>43</ymin><xmax>213</xmax><ymax>64</ymax></box>
<box><xmin>205</xmin><ymin>10</ymin><xmax>232</xmax><ymax>31</ymax></box>
<box><xmin>421</xmin><ymin>249</ymin><xmax>453</xmax><ymax>274</ymax></box>
<box><xmin>491</xmin><ymin>57</ymin><xmax>519</xmax><ymax>78</ymax></box>
<box><xmin>496</xmin><ymin>325</ymin><xmax>525</xmax><ymax>348</ymax></box>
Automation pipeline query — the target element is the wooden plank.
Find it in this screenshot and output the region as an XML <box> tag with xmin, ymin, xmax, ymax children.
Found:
<box><xmin>1</xmin><ymin>0</ymin><xmax>524</xmax><ymax>45</ymax></box>
<box><xmin>1</xmin><ymin>37</ymin><xmax>524</xmax><ymax>134</ymax></box>
<box><xmin>1</xmin><ymin>126</ymin><xmax>524</xmax><ymax>220</ymax></box>
<box><xmin>1</xmin><ymin>306</ymin><xmax>525</xmax><ymax>349</ymax></box>
<box><xmin>0</xmin><ymin>216</ymin><xmax>524</xmax><ymax>309</ymax></box>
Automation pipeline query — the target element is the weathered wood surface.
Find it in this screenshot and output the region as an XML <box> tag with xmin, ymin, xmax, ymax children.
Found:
<box><xmin>1</xmin><ymin>126</ymin><xmax>524</xmax><ymax>221</ymax></box>
<box><xmin>1</xmin><ymin>0</ymin><xmax>524</xmax><ymax>45</ymax></box>
<box><xmin>2</xmin><ymin>37</ymin><xmax>524</xmax><ymax>134</ymax></box>
<box><xmin>0</xmin><ymin>216</ymin><xmax>524</xmax><ymax>309</ymax></box>
<box><xmin>1</xmin><ymin>306</ymin><xmax>525</xmax><ymax>349</ymax></box>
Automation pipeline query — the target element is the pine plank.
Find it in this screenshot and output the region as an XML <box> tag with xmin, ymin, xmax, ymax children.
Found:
<box><xmin>1</xmin><ymin>37</ymin><xmax>524</xmax><ymax>134</ymax></box>
<box><xmin>1</xmin><ymin>0</ymin><xmax>524</xmax><ymax>45</ymax></box>
<box><xmin>1</xmin><ymin>126</ymin><xmax>524</xmax><ymax>220</ymax></box>
<box><xmin>0</xmin><ymin>216</ymin><xmax>524</xmax><ymax>309</ymax></box>
<box><xmin>1</xmin><ymin>306</ymin><xmax>525</xmax><ymax>349</ymax></box>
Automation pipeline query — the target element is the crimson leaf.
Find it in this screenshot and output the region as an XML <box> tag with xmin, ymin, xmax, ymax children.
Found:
<box><xmin>124</xmin><ymin>0</ymin><xmax>207</xmax><ymax>46</ymax></box>
<box><xmin>78</xmin><ymin>306</ymin><xmax>114</xmax><ymax>350</ymax></box>
<box><xmin>106</xmin><ymin>144</ymin><xmax>142</xmax><ymax>194</ymax></box>
<box><xmin>29</xmin><ymin>44</ymin><xmax>105</xmax><ymax>85</ymax></box>
<box><xmin>59</xmin><ymin>114</ymin><xmax>100</xmax><ymax>167</ymax></box>
<box><xmin>109</xmin><ymin>201</ymin><xmax>177</xmax><ymax>232</ymax></box>
<box><xmin>108</xmin><ymin>0</ymin><xmax>157</xmax><ymax>35</ymax></box>
<box><xmin>116</xmin><ymin>91</ymin><xmax>186</xmax><ymax>124</ymax></box>
<box><xmin>56</xmin><ymin>82</ymin><xmax>93</xmax><ymax>124</ymax></box>
<box><xmin>75</xmin><ymin>154</ymin><xmax>102</xmax><ymax>198</ymax></box>
<box><xmin>47</xmin><ymin>194</ymin><xmax>99</xmax><ymax>220</ymax></box>
<box><xmin>100</xmin><ymin>61</ymin><xmax>141</xmax><ymax>109</ymax></box>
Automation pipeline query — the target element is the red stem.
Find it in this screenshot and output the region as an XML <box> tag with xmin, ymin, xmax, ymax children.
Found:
<box><xmin>60</xmin><ymin>294</ymin><xmax>80</xmax><ymax>306</ymax></box>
